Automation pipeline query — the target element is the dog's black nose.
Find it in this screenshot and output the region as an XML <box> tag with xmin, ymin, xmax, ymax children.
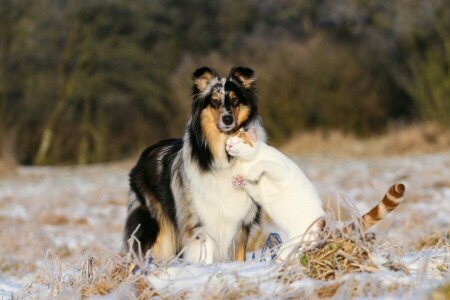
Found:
<box><xmin>222</xmin><ymin>115</ymin><xmax>234</xmax><ymax>125</ymax></box>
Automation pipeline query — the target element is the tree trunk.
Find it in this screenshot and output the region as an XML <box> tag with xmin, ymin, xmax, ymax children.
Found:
<box><xmin>77</xmin><ymin>97</ymin><xmax>92</xmax><ymax>165</ymax></box>
<box><xmin>34</xmin><ymin>27</ymin><xmax>78</xmax><ymax>165</ymax></box>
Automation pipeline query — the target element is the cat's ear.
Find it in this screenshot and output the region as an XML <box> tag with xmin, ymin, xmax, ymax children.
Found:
<box><xmin>247</xmin><ymin>126</ymin><xmax>258</xmax><ymax>143</ymax></box>
<box><xmin>192</xmin><ymin>67</ymin><xmax>217</xmax><ymax>94</ymax></box>
<box><xmin>229</xmin><ymin>66</ymin><xmax>255</xmax><ymax>90</ymax></box>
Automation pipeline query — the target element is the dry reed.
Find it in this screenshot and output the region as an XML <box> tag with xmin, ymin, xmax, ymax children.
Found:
<box><xmin>416</xmin><ymin>230</ymin><xmax>450</xmax><ymax>250</ymax></box>
<box><xmin>281</xmin><ymin>122</ymin><xmax>450</xmax><ymax>157</ymax></box>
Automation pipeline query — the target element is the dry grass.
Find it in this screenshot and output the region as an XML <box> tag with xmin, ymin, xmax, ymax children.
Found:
<box><xmin>255</xmin><ymin>194</ymin><xmax>412</xmax><ymax>299</ymax></box>
<box><xmin>251</xmin><ymin>188</ymin><xmax>410</xmax><ymax>289</ymax></box>
<box><xmin>3</xmin><ymin>147</ymin><xmax>449</xmax><ymax>299</ymax></box>
<box><xmin>272</xmin><ymin>221</ymin><xmax>415</xmax><ymax>299</ymax></box>
<box><xmin>79</xmin><ymin>259</ymin><xmax>154</xmax><ymax>299</ymax></box>
<box><xmin>39</xmin><ymin>213</ymin><xmax>89</xmax><ymax>226</ymax></box>
<box><xmin>298</xmin><ymin>232</ymin><xmax>378</xmax><ymax>281</ymax></box>
<box><xmin>416</xmin><ymin>230</ymin><xmax>450</xmax><ymax>250</ymax></box>
<box><xmin>20</xmin><ymin>208</ymin><xmax>393</xmax><ymax>299</ymax></box>
<box><xmin>280</xmin><ymin>123</ymin><xmax>450</xmax><ymax>157</ymax></box>
<box><xmin>278</xmin><ymin>219</ymin><xmax>384</xmax><ymax>282</ymax></box>
<box><xmin>429</xmin><ymin>282</ymin><xmax>450</xmax><ymax>300</ymax></box>
<box><xmin>16</xmin><ymin>211</ymin><xmax>440</xmax><ymax>299</ymax></box>
<box><xmin>0</xmin><ymin>135</ymin><xmax>17</xmax><ymax>175</ymax></box>
<box><xmin>22</xmin><ymin>250</ymin><xmax>156</xmax><ymax>299</ymax></box>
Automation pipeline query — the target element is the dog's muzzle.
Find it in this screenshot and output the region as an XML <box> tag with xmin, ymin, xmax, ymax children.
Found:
<box><xmin>219</xmin><ymin>114</ymin><xmax>236</xmax><ymax>132</ymax></box>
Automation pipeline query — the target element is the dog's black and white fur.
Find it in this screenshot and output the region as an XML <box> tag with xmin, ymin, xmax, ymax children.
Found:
<box><xmin>123</xmin><ymin>66</ymin><xmax>265</xmax><ymax>263</ymax></box>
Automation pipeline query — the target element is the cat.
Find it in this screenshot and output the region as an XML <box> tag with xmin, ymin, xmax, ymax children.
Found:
<box><xmin>226</xmin><ymin>127</ymin><xmax>406</xmax><ymax>260</ymax></box>
<box><xmin>226</xmin><ymin>126</ymin><xmax>326</xmax><ymax>260</ymax></box>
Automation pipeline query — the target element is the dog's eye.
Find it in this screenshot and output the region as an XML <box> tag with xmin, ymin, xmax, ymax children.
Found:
<box><xmin>231</xmin><ymin>98</ymin><xmax>240</xmax><ymax>107</ymax></box>
<box><xmin>210</xmin><ymin>100</ymin><xmax>221</xmax><ymax>108</ymax></box>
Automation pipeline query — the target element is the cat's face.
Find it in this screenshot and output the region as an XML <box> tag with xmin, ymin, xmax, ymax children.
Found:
<box><xmin>225</xmin><ymin>127</ymin><xmax>259</xmax><ymax>160</ymax></box>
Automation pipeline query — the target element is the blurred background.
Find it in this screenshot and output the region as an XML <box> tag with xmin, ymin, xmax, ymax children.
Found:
<box><xmin>0</xmin><ymin>0</ymin><xmax>449</xmax><ymax>166</ymax></box>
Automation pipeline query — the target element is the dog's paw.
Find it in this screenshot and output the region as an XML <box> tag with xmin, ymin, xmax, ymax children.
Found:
<box><xmin>232</xmin><ymin>175</ymin><xmax>246</xmax><ymax>186</ymax></box>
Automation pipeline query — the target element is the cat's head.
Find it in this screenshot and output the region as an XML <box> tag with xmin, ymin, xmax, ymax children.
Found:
<box><xmin>225</xmin><ymin>126</ymin><xmax>259</xmax><ymax>160</ymax></box>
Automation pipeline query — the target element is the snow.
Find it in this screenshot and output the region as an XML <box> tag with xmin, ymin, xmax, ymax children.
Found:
<box><xmin>145</xmin><ymin>261</ymin><xmax>276</xmax><ymax>294</ymax></box>
<box><xmin>0</xmin><ymin>279</ymin><xmax>21</xmax><ymax>300</ymax></box>
<box><xmin>0</xmin><ymin>152</ymin><xmax>449</xmax><ymax>298</ymax></box>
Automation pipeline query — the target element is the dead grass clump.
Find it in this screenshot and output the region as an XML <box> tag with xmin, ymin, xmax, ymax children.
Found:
<box><xmin>80</xmin><ymin>262</ymin><xmax>127</xmax><ymax>297</ymax></box>
<box><xmin>276</xmin><ymin>189</ymin><xmax>408</xmax><ymax>287</ymax></box>
<box><xmin>55</xmin><ymin>245</ymin><xmax>72</xmax><ymax>259</ymax></box>
<box><xmin>314</xmin><ymin>282</ymin><xmax>341</xmax><ymax>298</ymax></box>
<box><xmin>299</xmin><ymin>232</ymin><xmax>378</xmax><ymax>281</ymax></box>
<box><xmin>280</xmin><ymin>225</ymin><xmax>411</xmax><ymax>299</ymax></box>
<box><xmin>416</xmin><ymin>230</ymin><xmax>450</xmax><ymax>250</ymax></box>
<box><xmin>287</xmin><ymin>197</ymin><xmax>408</xmax><ymax>285</ymax></box>
<box><xmin>283</xmin><ymin>195</ymin><xmax>383</xmax><ymax>282</ymax></box>
<box><xmin>22</xmin><ymin>250</ymin><xmax>155</xmax><ymax>299</ymax></box>
<box><xmin>200</xmin><ymin>277</ymin><xmax>264</xmax><ymax>299</ymax></box>
<box><xmin>0</xmin><ymin>258</ymin><xmax>38</xmax><ymax>276</ymax></box>
<box><xmin>79</xmin><ymin>258</ymin><xmax>154</xmax><ymax>299</ymax></box>
<box><xmin>39</xmin><ymin>214</ymin><xmax>70</xmax><ymax>225</ymax></box>
<box><xmin>429</xmin><ymin>282</ymin><xmax>450</xmax><ymax>300</ymax></box>
<box><xmin>39</xmin><ymin>213</ymin><xmax>89</xmax><ymax>226</ymax></box>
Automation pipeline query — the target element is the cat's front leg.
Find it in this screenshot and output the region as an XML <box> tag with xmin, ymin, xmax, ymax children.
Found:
<box><xmin>244</xmin><ymin>162</ymin><xmax>266</xmax><ymax>183</ymax></box>
<box><xmin>232</xmin><ymin>175</ymin><xmax>260</xmax><ymax>200</ymax></box>
<box><xmin>247</xmin><ymin>160</ymin><xmax>285</xmax><ymax>182</ymax></box>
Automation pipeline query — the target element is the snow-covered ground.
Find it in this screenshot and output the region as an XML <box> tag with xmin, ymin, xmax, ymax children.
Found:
<box><xmin>0</xmin><ymin>152</ymin><xmax>449</xmax><ymax>299</ymax></box>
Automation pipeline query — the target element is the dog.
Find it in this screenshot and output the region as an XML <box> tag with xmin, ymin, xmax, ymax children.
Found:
<box><xmin>123</xmin><ymin>66</ymin><xmax>265</xmax><ymax>263</ymax></box>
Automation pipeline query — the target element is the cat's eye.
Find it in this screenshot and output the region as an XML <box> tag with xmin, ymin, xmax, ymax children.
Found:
<box><xmin>210</xmin><ymin>100</ymin><xmax>221</xmax><ymax>108</ymax></box>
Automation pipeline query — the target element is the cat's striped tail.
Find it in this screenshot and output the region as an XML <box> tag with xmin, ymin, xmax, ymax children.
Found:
<box><xmin>361</xmin><ymin>183</ymin><xmax>405</xmax><ymax>230</ymax></box>
<box><xmin>343</xmin><ymin>183</ymin><xmax>405</xmax><ymax>233</ymax></box>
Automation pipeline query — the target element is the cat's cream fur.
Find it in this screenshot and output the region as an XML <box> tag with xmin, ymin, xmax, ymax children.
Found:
<box><xmin>226</xmin><ymin>127</ymin><xmax>325</xmax><ymax>260</ymax></box>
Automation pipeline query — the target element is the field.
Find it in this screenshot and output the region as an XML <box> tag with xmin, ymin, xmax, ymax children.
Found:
<box><xmin>0</xmin><ymin>137</ymin><xmax>449</xmax><ymax>299</ymax></box>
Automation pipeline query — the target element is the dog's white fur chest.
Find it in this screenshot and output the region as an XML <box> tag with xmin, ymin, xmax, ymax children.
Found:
<box><xmin>185</xmin><ymin>156</ymin><xmax>257</xmax><ymax>262</ymax></box>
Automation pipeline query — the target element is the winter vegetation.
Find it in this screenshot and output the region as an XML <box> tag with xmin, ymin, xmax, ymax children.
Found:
<box><xmin>1</xmin><ymin>0</ymin><xmax>450</xmax><ymax>299</ymax></box>
<box><xmin>0</xmin><ymin>136</ymin><xmax>449</xmax><ymax>298</ymax></box>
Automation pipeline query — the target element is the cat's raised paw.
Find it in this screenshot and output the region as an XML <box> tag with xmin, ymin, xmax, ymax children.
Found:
<box><xmin>232</xmin><ymin>175</ymin><xmax>246</xmax><ymax>186</ymax></box>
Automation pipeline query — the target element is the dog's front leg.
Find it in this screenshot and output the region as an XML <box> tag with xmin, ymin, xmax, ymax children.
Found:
<box><xmin>234</xmin><ymin>224</ymin><xmax>251</xmax><ymax>262</ymax></box>
<box><xmin>183</xmin><ymin>231</ymin><xmax>216</xmax><ymax>264</ymax></box>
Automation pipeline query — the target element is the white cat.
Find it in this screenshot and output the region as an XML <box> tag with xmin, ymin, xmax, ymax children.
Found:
<box><xmin>226</xmin><ymin>127</ymin><xmax>325</xmax><ymax>260</ymax></box>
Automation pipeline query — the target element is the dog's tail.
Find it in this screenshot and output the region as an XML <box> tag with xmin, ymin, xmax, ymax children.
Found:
<box><xmin>123</xmin><ymin>193</ymin><xmax>159</xmax><ymax>255</ymax></box>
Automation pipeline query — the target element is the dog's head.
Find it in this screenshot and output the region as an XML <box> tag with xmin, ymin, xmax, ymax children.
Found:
<box><xmin>192</xmin><ymin>66</ymin><xmax>258</xmax><ymax>134</ymax></box>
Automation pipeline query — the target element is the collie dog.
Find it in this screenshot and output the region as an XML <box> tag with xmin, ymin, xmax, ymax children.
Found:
<box><xmin>123</xmin><ymin>66</ymin><xmax>265</xmax><ymax>263</ymax></box>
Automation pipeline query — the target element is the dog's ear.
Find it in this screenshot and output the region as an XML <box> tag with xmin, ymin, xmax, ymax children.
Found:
<box><xmin>192</xmin><ymin>67</ymin><xmax>216</xmax><ymax>94</ymax></box>
<box><xmin>229</xmin><ymin>66</ymin><xmax>255</xmax><ymax>89</ymax></box>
